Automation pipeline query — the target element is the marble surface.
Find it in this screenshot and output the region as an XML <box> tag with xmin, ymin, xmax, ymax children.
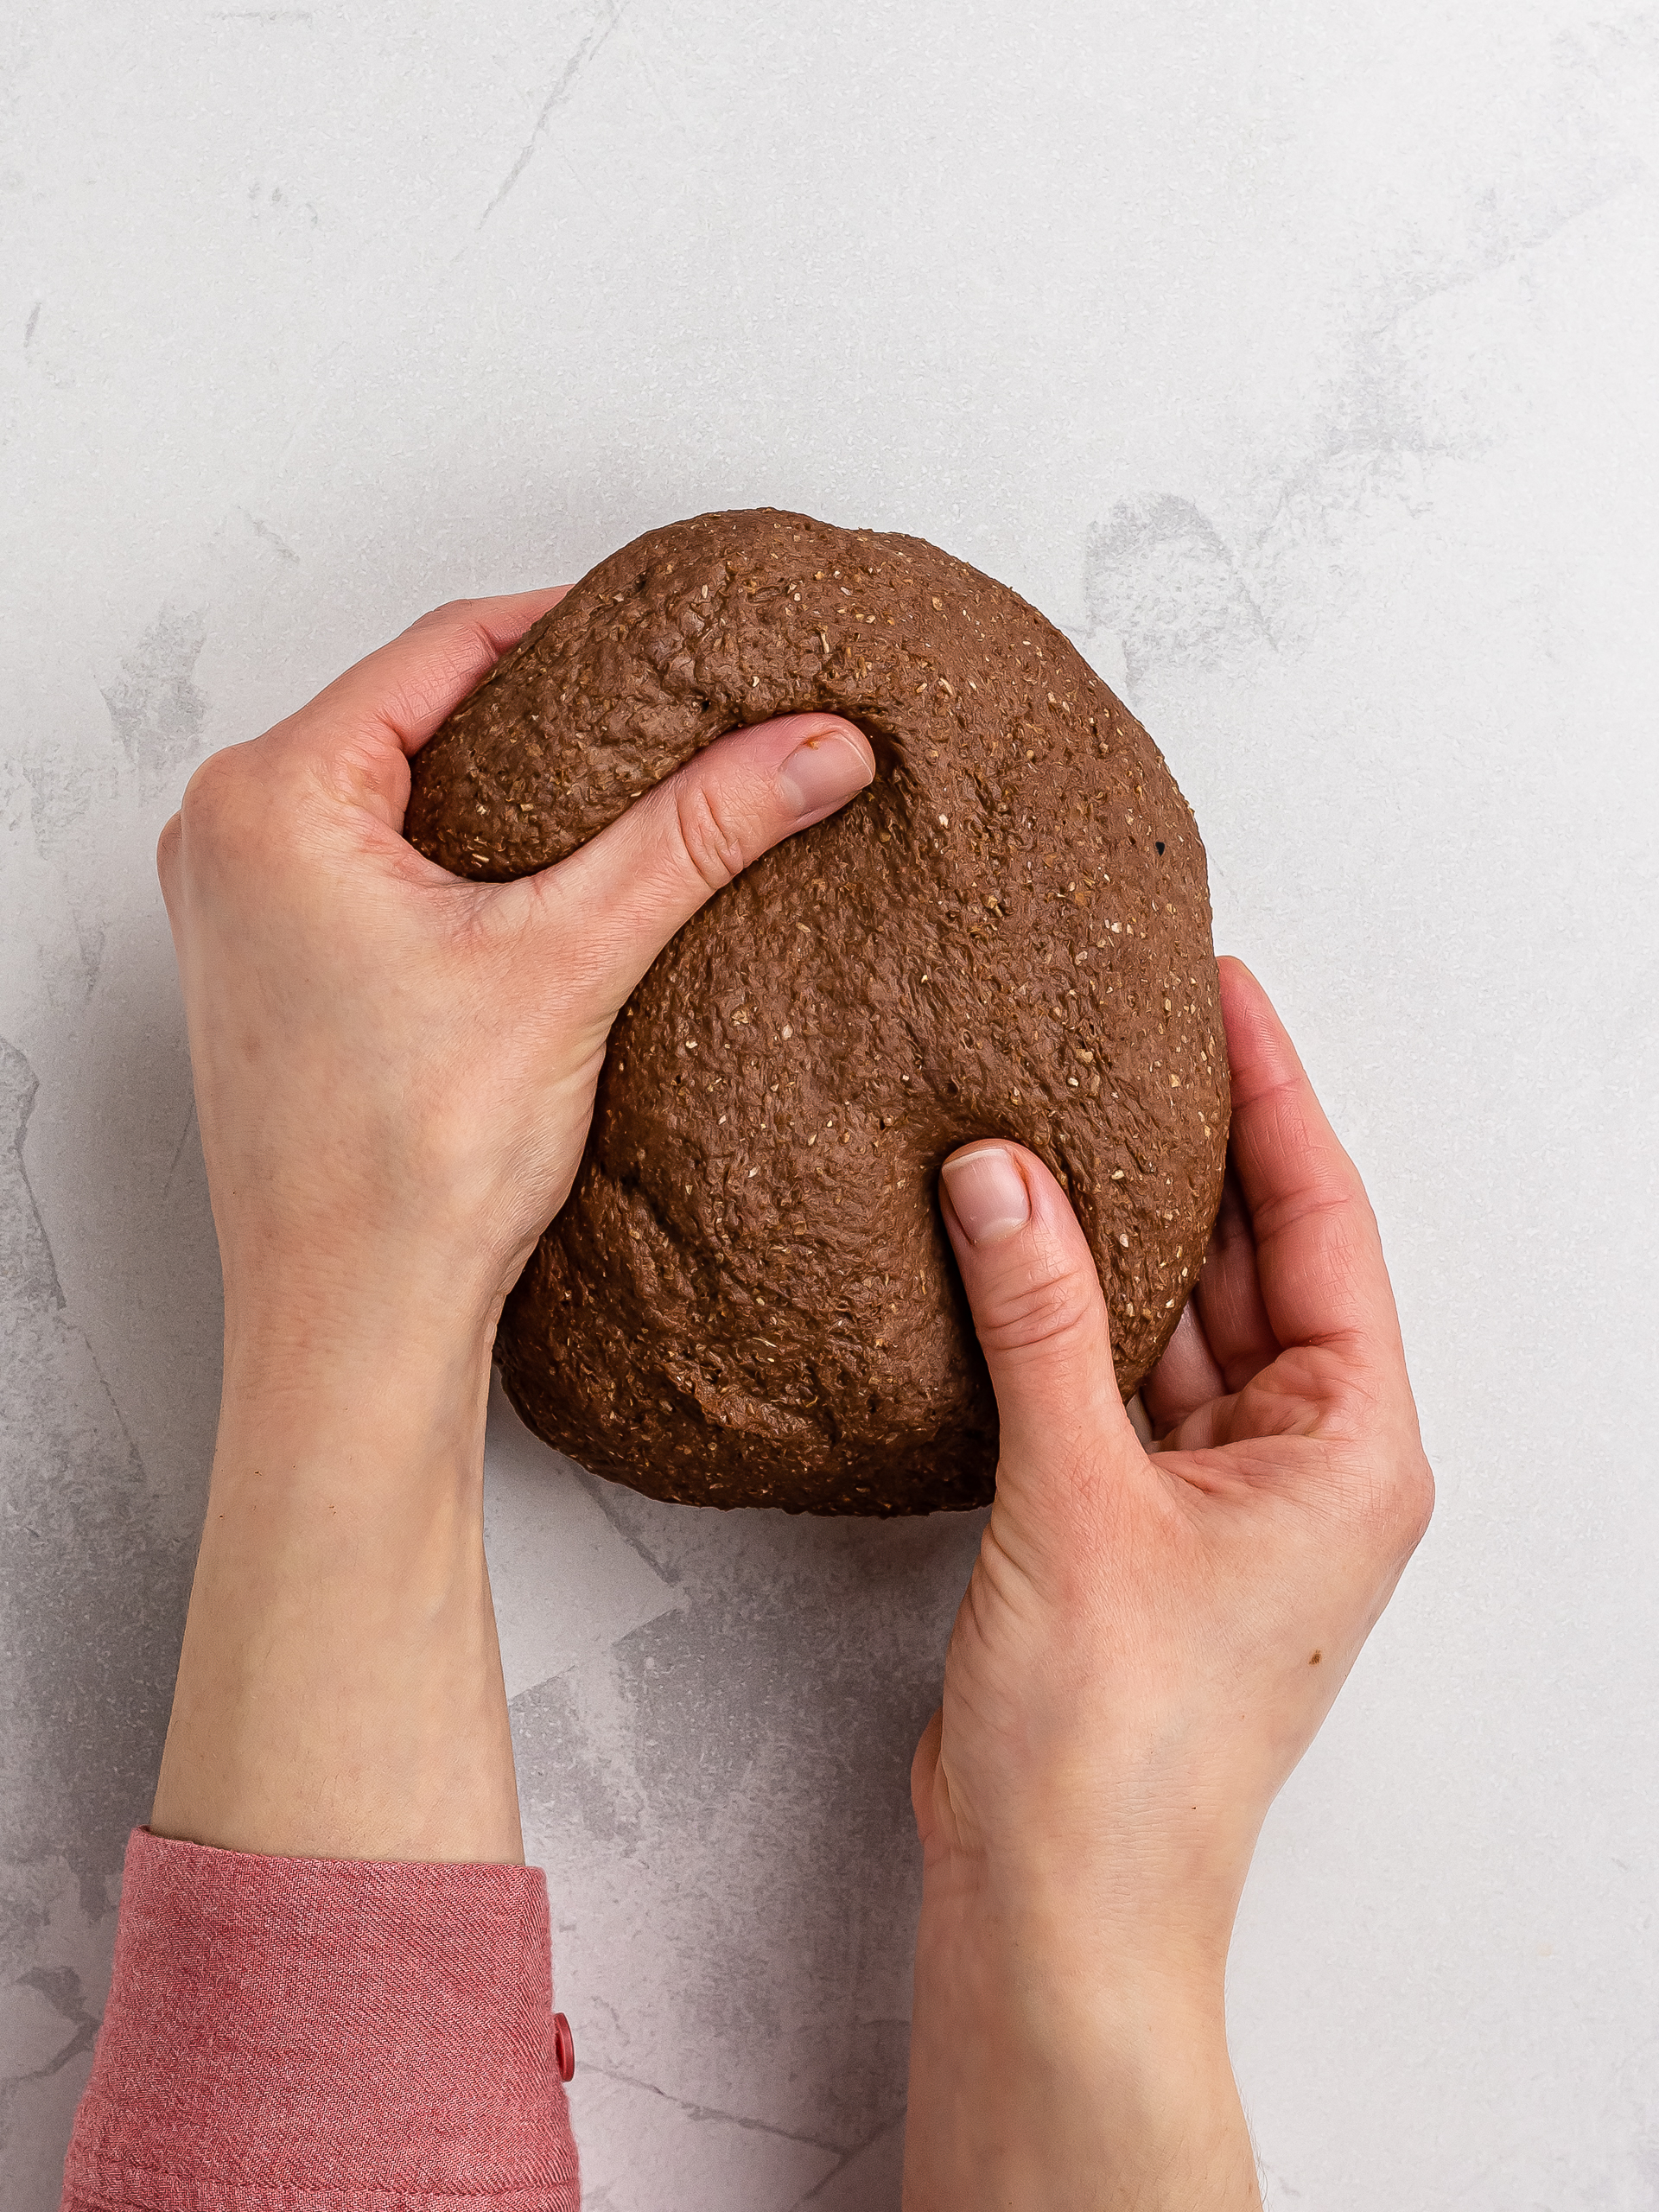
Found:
<box><xmin>3</xmin><ymin>1</ymin><xmax>1657</xmax><ymax>2202</ymax></box>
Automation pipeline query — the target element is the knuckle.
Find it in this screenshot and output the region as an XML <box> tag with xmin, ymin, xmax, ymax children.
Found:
<box><xmin>176</xmin><ymin>748</ymin><xmax>250</xmax><ymax>854</ymax></box>
<box><xmin>404</xmin><ymin>601</ymin><xmax>503</xmax><ymax>677</ymax></box>
<box><xmin>177</xmin><ymin>748</ymin><xmax>233</xmax><ymax>826</ymax></box>
<box><xmin>972</xmin><ymin>1251</ymin><xmax>1100</xmax><ymax>1361</ymax></box>
<box><xmin>1395</xmin><ymin>1450</ymin><xmax>1436</xmax><ymax>1552</ymax></box>
<box><xmin>671</xmin><ymin>777</ymin><xmax>748</xmax><ymax>895</ymax></box>
<box><xmin>407</xmin><ymin>596</ymin><xmax>474</xmax><ymax>634</ymax></box>
<box><xmin>1345</xmin><ymin>1439</ymin><xmax>1435</xmax><ymax>1560</ymax></box>
<box><xmin>1319</xmin><ymin>1363</ymin><xmax>1386</xmax><ymax>1440</ymax></box>
<box><xmin>176</xmin><ymin>741</ymin><xmax>284</xmax><ymax>872</ymax></box>
<box><xmin>155</xmin><ymin>812</ymin><xmax>182</xmax><ymax>892</ymax></box>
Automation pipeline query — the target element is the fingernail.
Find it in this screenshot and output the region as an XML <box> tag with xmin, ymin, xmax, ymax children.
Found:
<box><xmin>778</xmin><ymin>728</ymin><xmax>874</xmax><ymax>821</ymax></box>
<box><xmin>940</xmin><ymin>1147</ymin><xmax>1031</xmax><ymax>1245</ymax></box>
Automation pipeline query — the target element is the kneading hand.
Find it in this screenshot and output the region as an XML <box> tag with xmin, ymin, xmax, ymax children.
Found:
<box><xmin>161</xmin><ymin>590</ymin><xmax>874</xmax><ymax>1356</ymax></box>
<box><xmin>904</xmin><ymin>957</ymin><xmax>1434</xmax><ymax>2209</ymax></box>
<box><xmin>150</xmin><ymin>592</ymin><xmax>873</xmax><ymax>1860</ymax></box>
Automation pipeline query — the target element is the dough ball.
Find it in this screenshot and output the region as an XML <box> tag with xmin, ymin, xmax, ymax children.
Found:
<box><xmin>406</xmin><ymin>509</ymin><xmax>1229</xmax><ymax>1514</ymax></box>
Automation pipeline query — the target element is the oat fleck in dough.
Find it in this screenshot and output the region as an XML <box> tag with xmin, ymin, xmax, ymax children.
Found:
<box><xmin>406</xmin><ymin>510</ymin><xmax>1230</xmax><ymax>1514</ymax></box>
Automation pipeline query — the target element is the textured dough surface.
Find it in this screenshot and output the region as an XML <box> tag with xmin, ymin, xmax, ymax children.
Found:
<box><xmin>407</xmin><ymin>509</ymin><xmax>1229</xmax><ymax>1514</ymax></box>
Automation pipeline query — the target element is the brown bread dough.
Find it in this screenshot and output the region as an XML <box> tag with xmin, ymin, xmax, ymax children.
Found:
<box><xmin>406</xmin><ymin>509</ymin><xmax>1229</xmax><ymax>1514</ymax></box>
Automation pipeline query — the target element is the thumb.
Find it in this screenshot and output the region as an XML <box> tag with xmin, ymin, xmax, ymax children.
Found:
<box><xmin>938</xmin><ymin>1141</ymin><xmax>1138</xmax><ymax>1476</ymax></box>
<box><xmin>538</xmin><ymin>712</ymin><xmax>874</xmax><ymax>1014</ymax></box>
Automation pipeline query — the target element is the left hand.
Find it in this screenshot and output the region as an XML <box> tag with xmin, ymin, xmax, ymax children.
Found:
<box><xmin>150</xmin><ymin>590</ymin><xmax>874</xmax><ymax>1860</ymax></box>
<box><xmin>160</xmin><ymin>589</ymin><xmax>876</xmax><ymax>1358</ymax></box>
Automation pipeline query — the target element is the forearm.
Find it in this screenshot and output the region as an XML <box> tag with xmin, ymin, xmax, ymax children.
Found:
<box><xmin>150</xmin><ymin>1303</ymin><xmax>521</xmax><ymax>1863</ymax></box>
<box><xmin>904</xmin><ymin>1873</ymin><xmax>1259</xmax><ymax>2211</ymax></box>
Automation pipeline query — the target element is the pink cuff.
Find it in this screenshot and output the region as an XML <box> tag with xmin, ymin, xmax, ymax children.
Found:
<box><xmin>61</xmin><ymin>1827</ymin><xmax>579</xmax><ymax>2212</ymax></box>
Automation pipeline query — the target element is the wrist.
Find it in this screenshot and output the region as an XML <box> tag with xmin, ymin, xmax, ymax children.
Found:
<box><xmin>918</xmin><ymin>1824</ymin><xmax>1242</xmax><ymax>1999</ymax></box>
<box><xmin>222</xmin><ymin>1229</ymin><xmax>505</xmax><ymax>1374</ymax></box>
<box><xmin>217</xmin><ymin>1246</ymin><xmax>503</xmax><ymax>1471</ymax></box>
<box><xmin>905</xmin><ymin>1872</ymin><xmax>1256</xmax><ymax>2211</ymax></box>
<box><xmin>914</xmin><ymin>1861</ymin><xmax>1231</xmax><ymax>2066</ymax></box>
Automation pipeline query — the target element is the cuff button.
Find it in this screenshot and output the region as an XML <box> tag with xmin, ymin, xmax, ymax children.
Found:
<box><xmin>553</xmin><ymin>2010</ymin><xmax>575</xmax><ymax>2082</ymax></box>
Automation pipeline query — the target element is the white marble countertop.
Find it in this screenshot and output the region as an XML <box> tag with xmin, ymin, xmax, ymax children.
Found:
<box><xmin>3</xmin><ymin>2</ymin><xmax>1656</xmax><ymax>2202</ymax></box>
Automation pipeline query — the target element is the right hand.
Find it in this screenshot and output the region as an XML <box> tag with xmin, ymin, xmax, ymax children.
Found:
<box><xmin>903</xmin><ymin>957</ymin><xmax>1433</xmax><ymax>2209</ymax></box>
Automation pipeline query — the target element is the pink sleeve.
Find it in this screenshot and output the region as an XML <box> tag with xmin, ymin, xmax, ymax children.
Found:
<box><xmin>60</xmin><ymin>1827</ymin><xmax>580</xmax><ymax>2211</ymax></box>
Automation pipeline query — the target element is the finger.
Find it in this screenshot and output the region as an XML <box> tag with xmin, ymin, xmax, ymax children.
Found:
<box><xmin>540</xmin><ymin>713</ymin><xmax>875</xmax><ymax>1016</ymax></box>
<box><xmin>1140</xmin><ymin>1298</ymin><xmax>1225</xmax><ymax>1438</ymax></box>
<box><xmin>1189</xmin><ymin>1171</ymin><xmax>1280</xmax><ymax>1392</ymax></box>
<box><xmin>1217</xmin><ymin>955</ymin><xmax>1408</xmax><ymax>1389</ymax></box>
<box><xmin>936</xmin><ymin>1139</ymin><xmax>1135</xmax><ymax>1478</ymax></box>
<box><xmin>300</xmin><ymin>589</ymin><xmax>569</xmax><ymax>757</ymax></box>
<box><xmin>270</xmin><ymin>588</ymin><xmax>569</xmax><ymax>825</ymax></box>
